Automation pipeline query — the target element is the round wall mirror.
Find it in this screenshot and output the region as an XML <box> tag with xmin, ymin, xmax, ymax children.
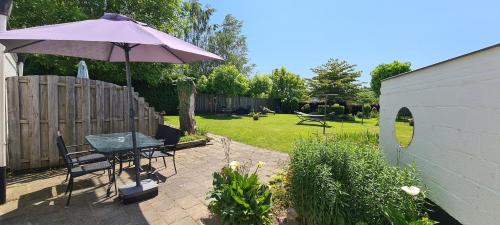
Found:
<box><xmin>395</xmin><ymin>107</ymin><xmax>414</xmax><ymax>148</ymax></box>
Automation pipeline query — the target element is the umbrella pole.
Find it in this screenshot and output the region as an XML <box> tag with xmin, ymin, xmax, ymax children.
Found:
<box><xmin>123</xmin><ymin>44</ymin><xmax>140</xmax><ymax>187</ymax></box>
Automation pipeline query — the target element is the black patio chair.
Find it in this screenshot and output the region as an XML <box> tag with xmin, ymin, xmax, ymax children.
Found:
<box><xmin>56</xmin><ymin>132</ymin><xmax>115</xmax><ymax>206</ymax></box>
<box><xmin>141</xmin><ymin>124</ymin><xmax>182</xmax><ymax>175</ymax></box>
<box><xmin>56</xmin><ymin>131</ymin><xmax>107</xmax><ymax>182</ymax></box>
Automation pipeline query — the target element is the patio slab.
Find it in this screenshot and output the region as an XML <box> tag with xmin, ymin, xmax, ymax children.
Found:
<box><xmin>0</xmin><ymin>135</ymin><xmax>289</xmax><ymax>225</ymax></box>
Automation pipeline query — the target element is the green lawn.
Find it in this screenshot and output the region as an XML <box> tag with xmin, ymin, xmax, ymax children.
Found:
<box><xmin>395</xmin><ymin>121</ymin><xmax>414</xmax><ymax>147</ymax></box>
<box><xmin>165</xmin><ymin>114</ymin><xmax>379</xmax><ymax>152</ymax></box>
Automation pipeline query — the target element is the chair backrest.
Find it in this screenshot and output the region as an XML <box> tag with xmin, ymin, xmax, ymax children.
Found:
<box><xmin>155</xmin><ymin>124</ymin><xmax>182</xmax><ymax>149</ymax></box>
<box><xmin>56</xmin><ymin>131</ymin><xmax>73</xmax><ymax>168</ymax></box>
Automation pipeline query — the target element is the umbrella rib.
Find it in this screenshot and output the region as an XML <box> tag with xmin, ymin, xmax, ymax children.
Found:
<box><xmin>161</xmin><ymin>46</ymin><xmax>185</xmax><ymax>64</ymax></box>
<box><xmin>7</xmin><ymin>40</ymin><xmax>45</xmax><ymax>52</ymax></box>
<box><xmin>106</xmin><ymin>43</ymin><xmax>116</xmax><ymax>61</ymax></box>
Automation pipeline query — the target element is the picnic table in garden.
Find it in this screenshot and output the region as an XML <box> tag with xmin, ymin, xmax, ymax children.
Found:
<box><xmin>85</xmin><ymin>132</ymin><xmax>163</xmax><ymax>202</ymax></box>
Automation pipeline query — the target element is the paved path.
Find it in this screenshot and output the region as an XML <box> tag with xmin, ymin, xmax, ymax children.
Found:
<box><xmin>0</xmin><ymin>136</ymin><xmax>289</xmax><ymax>225</ymax></box>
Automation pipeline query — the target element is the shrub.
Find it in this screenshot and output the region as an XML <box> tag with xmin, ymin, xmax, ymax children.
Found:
<box><xmin>371</xmin><ymin>107</ymin><xmax>379</xmax><ymax>118</ymax></box>
<box><xmin>253</xmin><ymin>114</ymin><xmax>260</xmax><ymax>120</ymax></box>
<box><xmin>208</xmin><ymin>161</ymin><xmax>273</xmax><ymax>225</ymax></box>
<box><xmin>301</xmin><ymin>103</ymin><xmax>311</xmax><ymax>113</ymax></box>
<box><xmin>289</xmin><ymin>137</ymin><xmax>427</xmax><ymax>225</ymax></box>
<box><xmin>356</xmin><ymin>111</ymin><xmax>363</xmax><ymax>118</ymax></box>
<box><xmin>331</xmin><ymin>103</ymin><xmax>345</xmax><ymax>115</ymax></box>
<box><xmin>362</xmin><ymin>104</ymin><xmax>372</xmax><ymax>118</ymax></box>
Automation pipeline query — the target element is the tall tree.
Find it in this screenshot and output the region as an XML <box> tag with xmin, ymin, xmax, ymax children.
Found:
<box><xmin>208</xmin><ymin>14</ymin><xmax>254</xmax><ymax>76</ymax></box>
<box><xmin>248</xmin><ymin>74</ymin><xmax>272</xmax><ymax>98</ymax></box>
<box><xmin>9</xmin><ymin>0</ymin><xmax>184</xmax><ymax>86</ymax></box>
<box><xmin>270</xmin><ymin>67</ymin><xmax>307</xmax><ymax>112</ymax></box>
<box><xmin>370</xmin><ymin>61</ymin><xmax>411</xmax><ymax>97</ymax></box>
<box><xmin>356</xmin><ymin>87</ymin><xmax>378</xmax><ymax>105</ymax></box>
<box><xmin>309</xmin><ymin>58</ymin><xmax>362</xmax><ymax>102</ymax></box>
<box><xmin>205</xmin><ymin>64</ymin><xmax>249</xmax><ymax>96</ymax></box>
<box><xmin>180</xmin><ymin>0</ymin><xmax>216</xmax><ymax>78</ymax></box>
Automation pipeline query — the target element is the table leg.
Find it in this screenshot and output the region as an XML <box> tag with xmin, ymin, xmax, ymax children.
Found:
<box><xmin>107</xmin><ymin>154</ymin><xmax>116</xmax><ymax>197</ymax></box>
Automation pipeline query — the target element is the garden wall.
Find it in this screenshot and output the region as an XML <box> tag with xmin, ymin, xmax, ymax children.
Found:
<box><xmin>379</xmin><ymin>44</ymin><xmax>500</xmax><ymax>225</ymax></box>
<box><xmin>6</xmin><ymin>75</ymin><xmax>163</xmax><ymax>171</ymax></box>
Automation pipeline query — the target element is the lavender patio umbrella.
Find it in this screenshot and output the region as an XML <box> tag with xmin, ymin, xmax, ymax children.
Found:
<box><xmin>0</xmin><ymin>13</ymin><xmax>222</xmax><ymax>199</ymax></box>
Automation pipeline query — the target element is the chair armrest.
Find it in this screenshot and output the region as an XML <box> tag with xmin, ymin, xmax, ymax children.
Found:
<box><xmin>66</xmin><ymin>143</ymin><xmax>91</xmax><ymax>148</ymax></box>
<box><xmin>67</xmin><ymin>150</ymin><xmax>94</xmax><ymax>155</ymax></box>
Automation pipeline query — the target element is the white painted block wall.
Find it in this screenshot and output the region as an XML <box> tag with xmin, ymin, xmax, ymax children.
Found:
<box><xmin>380</xmin><ymin>45</ymin><xmax>500</xmax><ymax>225</ymax></box>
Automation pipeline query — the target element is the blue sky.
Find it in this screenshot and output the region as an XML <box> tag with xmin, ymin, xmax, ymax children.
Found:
<box><xmin>200</xmin><ymin>0</ymin><xmax>500</xmax><ymax>85</ymax></box>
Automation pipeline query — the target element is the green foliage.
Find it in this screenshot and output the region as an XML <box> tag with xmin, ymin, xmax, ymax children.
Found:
<box><xmin>248</xmin><ymin>75</ymin><xmax>272</xmax><ymax>98</ymax></box>
<box><xmin>205</xmin><ymin>64</ymin><xmax>249</xmax><ymax>96</ymax></box>
<box><xmin>289</xmin><ymin>137</ymin><xmax>427</xmax><ymax>225</ymax></box>
<box><xmin>317</xmin><ymin>104</ymin><xmax>345</xmax><ymax>120</ymax></box>
<box><xmin>356</xmin><ymin>111</ymin><xmax>364</xmax><ymax>118</ymax></box>
<box><xmin>309</xmin><ymin>58</ymin><xmax>362</xmax><ymax>102</ymax></box>
<box><xmin>270</xmin><ymin>67</ymin><xmax>307</xmax><ymax>113</ymax></box>
<box><xmin>362</xmin><ymin>104</ymin><xmax>372</xmax><ymax>118</ymax></box>
<box><xmin>10</xmin><ymin>0</ymin><xmax>183</xmax><ymax>86</ymax></box>
<box><xmin>370</xmin><ymin>61</ymin><xmax>412</xmax><ymax>97</ymax></box>
<box><xmin>269</xmin><ymin>169</ymin><xmax>291</xmax><ymax>215</ymax></box>
<box><xmin>250</xmin><ymin>111</ymin><xmax>261</xmax><ymax>120</ymax></box>
<box><xmin>208</xmin><ymin>166</ymin><xmax>273</xmax><ymax>225</ymax></box>
<box><xmin>356</xmin><ymin>87</ymin><xmax>378</xmax><ymax>105</ymax></box>
<box><xmin>207</xmin><ymin>15</ymin><xmax>255</xmax><ymax>75</ymax></box>
<box><xmin>371</xmin><ymin>107</ymin><xmax>379</xmax><ymax>118</ymax></box>
<box><xmin>300</xmin><ymin>104</ymin><xmax>311</xmax><ymax>113</ymax></box>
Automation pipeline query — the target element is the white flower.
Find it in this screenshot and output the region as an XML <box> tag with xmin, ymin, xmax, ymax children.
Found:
<box><xmin>257</xmin><ymin>161</ymin><xmax>265</xmax><ymax>168</ymax></box>
<box><xmin>401</xmin><ymin>186</ymin><xmax>421</xmax><ymax>196</ymax></box>
<box><xmin>229</xmin><ymin>161</ymin><xmax>240</xmax><ymax>170</ymax></box>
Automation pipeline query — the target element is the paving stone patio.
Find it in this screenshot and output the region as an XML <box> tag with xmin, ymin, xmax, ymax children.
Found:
<box><xmin>0</xmin><ymin>136</ymin><xmax>289</xmax><ymax>225</ymax></box>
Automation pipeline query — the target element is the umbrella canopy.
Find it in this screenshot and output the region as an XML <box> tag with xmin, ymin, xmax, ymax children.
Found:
<box><xmin>76</xmin><ymin>60</ymin><xmax>89</xmax><ymax>79</ymax></box>
<box><xmin>0</xmin><ymin>13</ymin><xmax>222</xmax><ymax>194</ymax></box>
<box><xmin>0</xmin><ymin>13</ymin><xmax>222</xmax><ymax>63</ymax></box>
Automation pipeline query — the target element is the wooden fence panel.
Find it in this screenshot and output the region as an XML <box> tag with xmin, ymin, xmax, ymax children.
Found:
<box><xmin>6</xmin><ymin>75</ymin><xmax>163</xmax><ymax>171</ymax></box>
<box><xmin>194</xmin><ymin>93</ymin><xmax>271</xmax><ymax>113</ymax></box>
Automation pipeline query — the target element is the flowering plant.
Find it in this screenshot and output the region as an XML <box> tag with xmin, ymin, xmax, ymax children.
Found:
<box><xmin>207</xmin><ymin>161</ymin><xmax>272</xmax><ymax>225</ymax></box>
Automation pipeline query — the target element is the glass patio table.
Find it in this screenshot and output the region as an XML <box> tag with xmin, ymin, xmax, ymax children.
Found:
<box><xmin>85</xmin><ymin>132</ymin><xmax>163</xmax><ymax>195</ymax></box>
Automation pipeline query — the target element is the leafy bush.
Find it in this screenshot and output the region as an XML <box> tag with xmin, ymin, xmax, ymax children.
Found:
<box><xmin>289</xmin><ymin>137</ymin><xmax>427</xmax><ymax>225</ymax></box>
<box><xmin>208</xmin><ymin>162</ymin><xmax>273</xmax><ymax>225</ymax></box>
<box><xmin>356</xmin><ymin>111</ymin><xmax>364</xmax><ymax>118</ymax></box>
<box><xmin>362</xmin><ymin>104</ymin><xmax>372</xmax><ymax>118</ymax></box>
<box><xmin>317</xmin><ymin>103</ymin><xmax>345</xmax><ymax>115</ymax></box>
<box><xmin>337</xmin><ymin>114</ymin><xmax>355</xmax><ymax>122</ymax></box>
<box><xmin>300</xmin><ymin>103</ymin><xmax>311</xmax><ymax>113</ymax></box>
<box><xmin>371</xmin><ymin>107</ymin><xmax>379</xmax><ymax>118</ymax></box>
<box><xmin>253</xmin><ymin>114</ymin><xmax>260</xmax><ymax>120</ymax></box>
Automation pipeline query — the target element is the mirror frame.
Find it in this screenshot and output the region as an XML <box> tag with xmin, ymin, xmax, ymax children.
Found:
<box><xmin>394</xmin><ymin>107</ymin><xmax>415</xmax><ymax>148</ymax></box>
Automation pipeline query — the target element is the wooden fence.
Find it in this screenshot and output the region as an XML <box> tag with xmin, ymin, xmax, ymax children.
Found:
<box><xmin>195</xmin><ymin>94</ymin><xmax>271</xmax><ymax>113</ymax></box>
<box><xmin>6</xmin><ymin>75</ymin><xmax>163</xmax><ymax>171</ymax></box>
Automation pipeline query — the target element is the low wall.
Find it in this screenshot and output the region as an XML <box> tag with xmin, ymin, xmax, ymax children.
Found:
<box><xmin>379</xmin><ymin>45</ymin><xmax>500</xmax><ymax>225</ymax></box>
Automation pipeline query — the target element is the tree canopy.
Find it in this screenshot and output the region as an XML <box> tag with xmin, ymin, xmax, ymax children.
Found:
<box><xmin>248</xmin><ymin>75</ymin><xmax>272</xmax><ymax>98</ymax></box>
<box><xmin>355</xmin><ymin>87</ymin><xmax>378</xmax><ymax>105</ymax></box>
<box><xmin>309</xmin><ymin>58</ymin><xmax>362</xmax><ymax>102</ymax></box>
<box><xmin>370</xmin><ymin>61</ymin><xmax>411</xmax><ymax>97</ymax></box>
<box><xmin>8</xmin><ymin>0</ymin><xmax>253</xmax><ymax>86</ymax></box>
<box><xmin>9</xmin><ymin>0</ymin><xmax>185</xmax><ymax>86</ymax></box>
<box><xmin>270</xmin><ymin>67</ymin><xmax>307</xmax><ymax>108</ymax></box>
<box><xmin>204</xmin><ymin>64</ymin><xmax>249</xmax><ymax>96</ymax></box>
<box><xmin>207</xmin><ymin>14</ymin><xmax>254</xmax><ymax>76</ymax></box>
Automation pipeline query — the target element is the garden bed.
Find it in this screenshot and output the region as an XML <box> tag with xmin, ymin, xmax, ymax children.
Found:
<box><xmin>176</xmin><ymin>134</ymin><xmax>209</xmax><ymax>150</ymax></box>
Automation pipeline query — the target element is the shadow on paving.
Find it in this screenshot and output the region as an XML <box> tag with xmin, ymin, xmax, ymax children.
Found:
<box><xmin>0</xmin><ymin>172</ymin><xmax>151</xmax><ymax>225</ymax></box>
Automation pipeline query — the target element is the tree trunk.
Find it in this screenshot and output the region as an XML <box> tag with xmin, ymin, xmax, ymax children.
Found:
<box><xmin>178</xmin><ymin>78</ymin><xmax>197</xmax><ymax>134</ymax></box>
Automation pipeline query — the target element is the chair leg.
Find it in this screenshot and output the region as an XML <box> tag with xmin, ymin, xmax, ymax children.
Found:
<box><xmin>172</xmin><ymin>156</ymin><xmax>177</xmax><ymax>174</ymax></box>
<box><xmin>64</xmin><ymin>170</ymin><xmax>69</xmax><ymax>182</ymax></box>
<box><xmin>149</xmin><ymin>157</ymin><xmax>153</xmax><ymax>172</ymax></box>
<box><xmin>119</xmin><ymin>158</ymin><xmax>123</xmax><ymax>175</ymax></box>
<box><xmin>66</xmin><ymin>178</ymin><xmax>74</xmax><ymax>206</ymax></box>
<box><xmin>162</xmin><ymin>157</ymin><xmax>166</xmax><ymax>167</ymax></box>
<box><xmin>64</xmin><ymin>177</ymin><xmax>71</xmax><ymax>195</ymax></box>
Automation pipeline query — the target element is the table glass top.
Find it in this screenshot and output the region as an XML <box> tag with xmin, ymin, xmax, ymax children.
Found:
<box><xmin>85</xmin><ymin>132</ymin><xmax>163</xmax><ymax>154</ymax></box>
